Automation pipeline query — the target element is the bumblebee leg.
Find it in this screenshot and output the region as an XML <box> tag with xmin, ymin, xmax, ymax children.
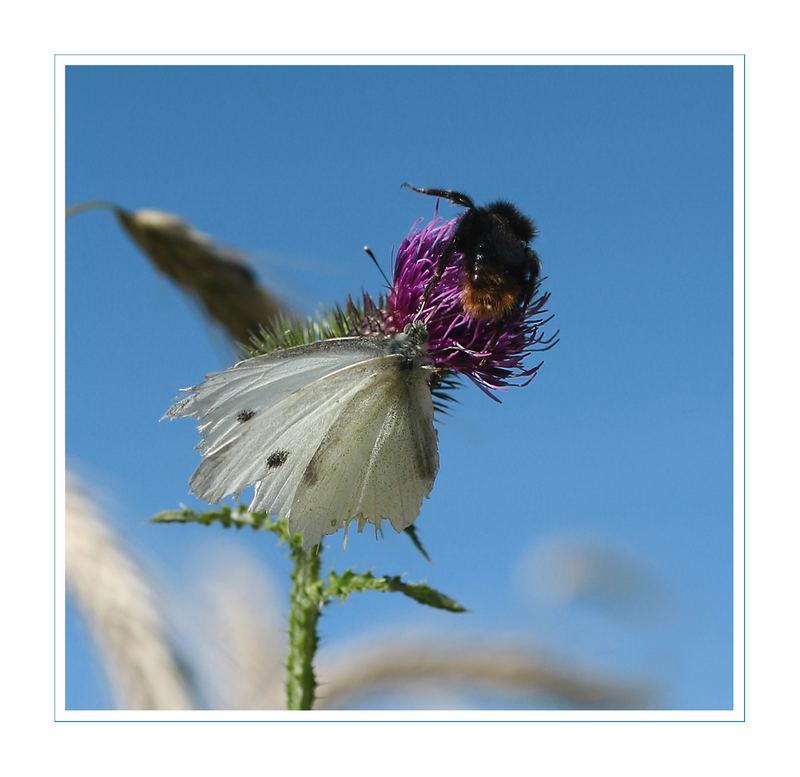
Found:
<box><xmin>415</xmin><ymin>238</ymin><xmax>456</xmax><ymax>318</ymax></box>
<box><xmin>401</xmin><ymin>182</ymin><xmax>475</xmax><ymax>318</ymax></box>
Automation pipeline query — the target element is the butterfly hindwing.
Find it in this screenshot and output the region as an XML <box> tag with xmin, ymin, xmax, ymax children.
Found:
<box><xmin>287</xmin><ymin>357</ymin><xmax>438</xmax><ymax>547</ymax></box>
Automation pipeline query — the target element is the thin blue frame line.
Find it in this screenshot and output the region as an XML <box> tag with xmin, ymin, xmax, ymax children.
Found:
<box><xmin>741</xmin><ymin>53</ymin><xmax>746</xmax><ymax>723</ymax></box>
<box><xmin>53</xmin><ymin>52</ymin><xmax>58</xmax><ymax>724</ymax></box>
<box><xmin>57</xmin><ymin>717</ymin><xmax>746</xmax><ymax>723</ymax></box>
<box><xmin>53</xmin><ymin>53</ymin><xmax>746</xmax><ymax>57</ymax></box>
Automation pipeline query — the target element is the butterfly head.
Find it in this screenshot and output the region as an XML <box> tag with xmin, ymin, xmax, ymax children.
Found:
<box><xmin>387</xmin><ymin>320</ymin><xmax>430</xmax><ymax>369</ymax></box>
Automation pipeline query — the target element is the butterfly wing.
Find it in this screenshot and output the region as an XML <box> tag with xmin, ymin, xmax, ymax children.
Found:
<box><xmin>282</xmin><ymin>353</ymin><xmax>438</xmax><ymax>547</ymax></box>
<box><xmin>165</xmin><ymin>337</ymin><xmax>389</xmax><ymax>457</ymax></box>
<box><xmin>165</xmin><ymin>337</ymin><xmax>438</xmax><ymax>548</ymax></box>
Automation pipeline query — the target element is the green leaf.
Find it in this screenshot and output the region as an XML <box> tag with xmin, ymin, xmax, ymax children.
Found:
<box><xmin>323</xmin><ymin>569</ymin><xmax>466</xmax><ymax>613</ymax></box>
<box><xmin>384</xmin><ymin>577</ymin><xmax>467</xmax><ymax>612</ymax></box>
<box><xmin>430</xmin><ymin>372</ymin><xmax>462</xmax><ymax>416</ymax></box>
<box><xmin>246</xmin><ymin>293</ymin><xmax>389</xmax><ymax>357</ymax></box>
<box><xmin>403</xmin><ymin>525</ymin><xmax>432</xmax><ymax>562</ymax></box>
<box><xmin>150</xmin><ymin>505</ymin><xmax>297</xmax><ymax>545</ymax></box>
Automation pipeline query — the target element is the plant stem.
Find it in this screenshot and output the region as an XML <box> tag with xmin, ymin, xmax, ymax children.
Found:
<box><xmin>65</xmin><ymin>200</ymin><xmax>118</xmax><ymax>219</ymax></box>
<box><xmin>285</xmin><ymin>543</ymin><xmax>322</xmax><ymax>710</ymax></box>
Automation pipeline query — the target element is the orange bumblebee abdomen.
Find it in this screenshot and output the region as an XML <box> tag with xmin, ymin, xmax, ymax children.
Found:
<box><xmin>461</xmin><ymin>271</ymin><xmax>523</xmax><ymax>321</ymax></box>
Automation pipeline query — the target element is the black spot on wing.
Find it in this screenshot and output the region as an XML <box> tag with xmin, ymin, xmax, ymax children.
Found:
<box><xmin>267</xmin><ymin>450</ymin><xmax>289</xmax><ymax>469</ymax></box>
<box><xmin>237</xmin><ymin>409</ymin><xmax>255</xmax><ymax>423</ymax></box>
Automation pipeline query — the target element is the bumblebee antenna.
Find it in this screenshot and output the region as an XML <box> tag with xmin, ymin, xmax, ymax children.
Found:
<box><xmin>363</xmin><ymin>245</ymin><xmax>392</xmax><ymax>287</ymax></box>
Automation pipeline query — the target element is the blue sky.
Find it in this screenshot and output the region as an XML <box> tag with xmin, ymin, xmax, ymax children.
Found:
<box><xmin>65</xmin><ymin>63</ymin><xmax>733</xmax><ymax>710</ymax></box>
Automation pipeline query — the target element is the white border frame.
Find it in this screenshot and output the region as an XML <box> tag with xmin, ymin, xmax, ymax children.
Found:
<box><xmin>54</xmin><ymin>53</ymin><xmax>745</xmax><ymax>723</ymax></box>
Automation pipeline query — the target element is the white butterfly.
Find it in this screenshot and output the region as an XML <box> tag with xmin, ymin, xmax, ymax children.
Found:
<box><xmin>164</xmin><ymin>320</ymin><xmax>439</xmax><ymax>549</ymax></box>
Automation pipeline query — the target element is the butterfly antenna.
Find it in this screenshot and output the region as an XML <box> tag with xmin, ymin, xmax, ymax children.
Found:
<box><xmin>363</xmin><ymin>245</ymin><xmax>392</xmax><ymax>287</ymax></box>
<box><xmin>422</xmin><ymin>302</ymin><xmax>438</xmax><ymax>326</ymax></box>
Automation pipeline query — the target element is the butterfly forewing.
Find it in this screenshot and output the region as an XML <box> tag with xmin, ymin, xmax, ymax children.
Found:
<box><xmin>166</xmin><ymin>337</ymin><xmax>389</xmax><ymax>455</ymax></box>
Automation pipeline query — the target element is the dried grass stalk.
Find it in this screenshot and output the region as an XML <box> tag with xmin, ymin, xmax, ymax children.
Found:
<box><xmin>185</xmin><ymin>550</ymin><xmax>286</xmax><ymax>710</ymax></box>
<box><xmin>315</xmin><ymin>641</ymin><xmax>653</xmax><ymax>710</ymax></box>
<box><xmin>113</xmin><ymin>207</ymin><xmax>286</xmax><ymax>344</ymax></box>
<box><xmin>65</xmin><ymin>476</ymin><xmax>193</xmax><ymax>709</ymax></box>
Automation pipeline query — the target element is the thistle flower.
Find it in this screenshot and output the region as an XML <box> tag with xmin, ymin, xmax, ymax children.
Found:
<box><xmin>385</xmin><ymin>214</ymin><xmax>556</xmax><ymax>399</ymax></box>
<box><xmin>251</xmin><ymin>211</ymin><xmax>556</xmax><ymax>402</ymax></box>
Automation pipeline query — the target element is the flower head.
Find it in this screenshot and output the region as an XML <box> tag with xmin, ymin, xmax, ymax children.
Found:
<box><xmin>249</xmin><ymin>208</ymin><xmax>556</xmax><ymax>402</ymax></box>
<box><xmin>385</xmin><ymin>213</ymin><xmax>556</xmax><ymax>399</ymax></box>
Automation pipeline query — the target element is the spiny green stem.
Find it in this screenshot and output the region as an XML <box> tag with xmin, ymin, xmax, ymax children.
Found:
<box><xmin>285</xmin><ymin>543</ymin><xmax>323</xmax><ymax>710</ymax></box>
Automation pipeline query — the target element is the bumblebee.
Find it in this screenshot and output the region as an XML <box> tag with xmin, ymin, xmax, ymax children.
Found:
<box><xmin>403</xmin><ymin>183</ymin><xmax>541</xmax><ymax>321</ymax></box>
